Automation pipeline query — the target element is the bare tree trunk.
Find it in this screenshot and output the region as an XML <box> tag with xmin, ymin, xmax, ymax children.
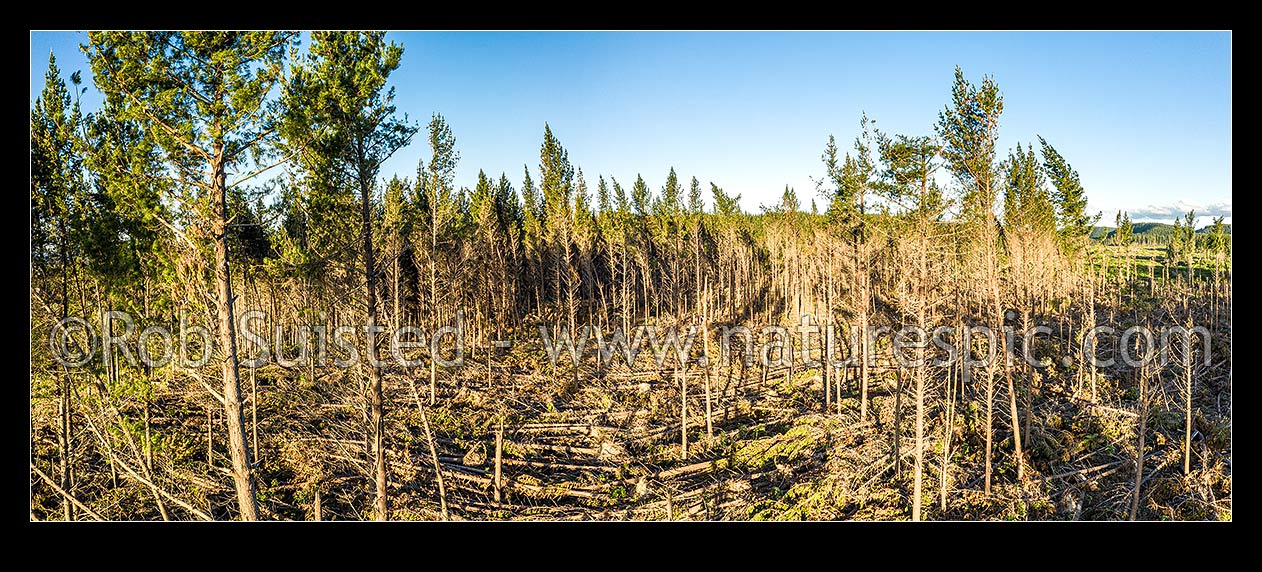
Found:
<box><xmin>893</xmin><ymin>367</ymin><xmax>904</xmax><ymax>476</ymax></box>
<box><xmin>985</xmin><ymin>336</ymin><xmax>994</xmax><ymax>495</ymax></box>
<box><xmin>913</xmin><ymin>353</ymin><xmax>925</xmax><ymax>521</ymax></box>
<box><xmin>1006</xmin><ymin>325</ymin><xmax>1024</xmax><ymax>483</ymax></box>
<box><xmin>358</xmin><ymin>159</ymin><xmax>389</xmax><ymax>521</ymax></box>
<box><xmin>430</xmin><ymin>199</ymin><xmax>440</xmax><ymax>405</ymax></box>
<box><xmin>143</xmin><ymin>394</ymin><xmax>153</xmax><ymax>473</ymax></box>
<box><xmin>250</xmin><ymin>365</ymin><xmax>259</xmax><ymax>463</ymax></box>
<box><xmin>1089</xmin><ymin>260</ymin><xmax>1098</xmax><ymax>402</ymax></box>
<box><xmin>704</xmin><ymin>361</ymin><xmax>714</xmax><ymax>440</ymax></box>
<box><xmin>58</xmin><ymin>369</ymin><xmax>73</xmax><ymax>521</ymax></box>
<box><xmin>394</xmin><ymin>250</ymin><xmax>401</xmax><ymax>331</ymax></box>
<box><xmin>57</xmin><ymin>234</ymin><xmax>75</xmax><ymax>521</ymax></box>
<box><xmin>210</xmin><ymin>152</ymin><xmax>259</xmax><ymax>520</ymax></box>
<box><xmin>679</xmin><ymin>366</ymin><xmax>688</xmax><ymax>461</ymax></box>
<box><xmin>859</xmin><ymin>258</ymin><xmax>870</xmax><ymax>422</ymax></box>
<box><xmin>1183</xmin><ymin>313</ymin><xmax>1194</xmax><ymax>476</ymax></box>
<box><xmin>939</xmin><ymin>337</ymin><xmax>957</xmax><ymax>513</ymax></box>
<box><xmin>494</xmin><ymin>417</ymin><xmax>504</xmax><ymax>505</ymax></box>
<box><xmin>408</xmin><ymin>378</ymin><xmax>449</xmax><ymax>520</ymax></box>
<box><xmin>1021</xmin><ymin>309</ymin><xmax>1033</xmax><ymax>449</ymax></box>
<box><xmin>837</xmin><ymin>365</ymin><xmax>844</xmax><ymax>416</ymax></box>
<box><xmin>206</xmin><ymin>404</ymin><xmax>214</xmax><ymax>467</ymax></box>
<box><xmin>702</xmin><ymin>317</ymin><xmax>713</xmax><ymax>440</ymax></box>
<box><xmin>1130</xmin><ymin>365</ymin><xmax>1148</xmax><ymax>521</ymax></box>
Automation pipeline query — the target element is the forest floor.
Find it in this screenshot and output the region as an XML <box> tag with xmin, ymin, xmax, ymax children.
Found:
<box><xmin>31</xmin><ymin>306</ymin><xmax>1231</xmax><ymax>521</ymax></box>
<box><xmin>235</xmin><ymin>327</ymin><xmax>1231</xmax><ymax>521</ymax></box>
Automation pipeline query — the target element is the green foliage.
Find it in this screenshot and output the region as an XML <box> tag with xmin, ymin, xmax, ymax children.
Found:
<box><xmin>1207</xmin><ymin>216</ymin><xmax>1229</xmax><ymax>266</ymax></box>
<box><xmin>87</xmin><ymin>32</ymin><xmax>292</xmax><ymax>179</ymax></box>
<box><xmin>495</xmin><ymin>173</ymin><xmax>523</xmax><ymax>240</ymax></box>
<box><xmin>778</xmin><ymin>185</ymin><xmax>799</xmax><ymax>214</ymax></box>
<box><xmin>471</xmin><ymin>170</ymin><xmax>498</xmax><ymax>239</ymax></box>
<box><xmin>539</xmin><ymin>123</ymin><xmax>574</xmax><ymax>241</ymax></box>
<box><xmin>1001</xmin><ymin>143</ymin><xmax>1055</xmax><ymax>235</ymax></box>
<box><xmin>687</xmin><ymin>176</ymin><xmax>704</xmax><ymax>216</ymax></box>
<box><xmin>1166</xmin><ymin>210</ymin><xmax>1198</xmax><ymax>264</ymax></box>
<box><xmin>383</xmin><ymin>176</ymin><xmax>414</xmax><ymax>243</ymax></box>
<box><xmin>31</xmin><ymin>54</ymin><xmax>92</xmax><ymax>285</ymax></box>
<box><xmin>655</xmin><ymin>167</ymin><xmax>682</xmax><ymax>221</ymax></box>
<box><xmin>82</xmin><ymin>100</ymin><xmax>173</xmax><ymax>291</ymax></box>
<box><xmin>822</xmin><ymin>115</ymin><xmax>875</xmax><ymax>221</ymax></box>
<box><xmin>937</xmin><ymin>66</ymin><xmax>1004</xmax><ymax>227</ymax></box>
<box><xmin>631</xmin><ymin>174</ymin><xmax>651</xmax><ymax>217</ymax></box>
<box><xmin>282</xmin><ymin>32</ymin><xmax>415</xmax><ymax>188</ymax></box>
<box><xmin>277</xmin><ymin>32</ymin><xmax>418</xmax><ymax>288</ymax></box>
<box><xmin>876</xmin><ymin>132</ymin><xmax>945</xmax><ymax>219</ymax></box>
<box><xmin>419</xmin><ymin>114</ymin><xmax>461</xmax><ymax>234</ymax></box>
<box><xmin>1039</xmin><ymin>135</ymin><xmax>1098</xmax><ymax>254</ymax></box>
<box><xmin>710</xmin><ymin>183</ymin><xmax>742</xmax><ymax>217</ymax></box>
<box><xmin>521</xmin><ymin>165</ymin><xmax>543</xmax><ymax>253</ymax></box>
<box><xmin>1114</xmin><ymin>211</ymin><xmax>1134</xmax><ymax>247</ymax></box>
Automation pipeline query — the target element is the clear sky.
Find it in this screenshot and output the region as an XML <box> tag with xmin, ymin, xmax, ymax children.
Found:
<box><xmin>31</xmin><ymin>31</ymin><xmax>1231</xmax><ymax>226</ymax></box>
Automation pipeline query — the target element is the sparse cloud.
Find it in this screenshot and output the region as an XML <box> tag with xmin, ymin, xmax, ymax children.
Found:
<box><xmin>1121</xmin><ymin>200</ymin><xmax>1231</xmax><ymax>225</ymax></box>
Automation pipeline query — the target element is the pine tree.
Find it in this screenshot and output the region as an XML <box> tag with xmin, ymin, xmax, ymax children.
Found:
<box><xmin>31</xmin><ymin>54</ymin><xmax>85</xmax><ymax>280</ymax></box>
<box><xmin>875</xmin><ymin>129</ymin><xmax>944</xmax><ymax>520</ymax></box>
<box><xmin>280</xmin><ymin>32</ymin><xmax>417</xmax><ymax>519</ymax></box>
<box><xmin>573</xmin><ymin>167</ymin><xmax>597</xmax><ymax>325</ymax></box>
<box><xmin>31</xmin><ymin>52</ymin><xmax>90</xmax><ymax>522</ymax></box>
<box><xmin>823</xmin><ymin>114</ymin><xmax>877</xmax><ymax>421</ymax></box>
<box><xmin>519</xmin><ymin>165</ymin><xmax>546</xmax><ymax>313</ymax></box>
<box><xmin>86</xmin><ymin>31</ymin><xmax>295</xmax><ymax>520</ymax></box>
<box><xmin>654</xmin><ymin>168</ymin><xmax>686</xmax><ymax>317</ymax></box>
<box><xmin>1209</xmin><ymin>215</ymin><xmax>1228</xmax><ymax>271</ymax></box>
<box><xmin>382</xmin><ymin>175</ymin><xmax>415</xmax><ymax>330</ymax></box>
<box><xmin>936</xmin><ymin>66</ymin><xmax>1005</xmax><ymax>494</ymax></box>
<box><xmin>538</xmin><ymin>124</ymin><xmax>576</xmax><ymax>325</ymax></box>
<box><xmin>495</xmin><ymin>172</ymin><xmax>523</xmax><ymax>327</ymax></box>
<box><xmin>631</xmin><ymin>174</ymin><xmax>651</xmax><ymax>217</ymax></box>
<box><xmin>710</xmin><ymin>183</ymin><xmax>741</xmax><ymax>217</ymax></box>
<box><xmin>1002</xmin><ymin>143</ymin><xmax>1055</xmax><ymax>236</ymax></box>
<box><xmin>1039</xmin><ymin>136</ymin><xmax>1098</xmax><ymax>255</ymax></box>
<box><xmin>419</xmin><ymin>114</ymin><xmax>460</xmax><ymax>405</ymax></box>
<box><xmin>471</xmin><ymin>169</ymin><xmax>506</xmax><ymax>338</ymax></box>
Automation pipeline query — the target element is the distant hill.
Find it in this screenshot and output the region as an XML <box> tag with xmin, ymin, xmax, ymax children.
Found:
<box><xmin>1197</xmin><ymin>223</ymin><xmax>1232</xmax><ymax>235</ymax></box>
<box><xmin>1091</xmin><ymin>222</ymin><xmax>1230</xmax><ymax>242</ymax></box>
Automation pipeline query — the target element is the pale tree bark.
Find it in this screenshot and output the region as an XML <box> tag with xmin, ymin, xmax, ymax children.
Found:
<box><xmin>429</xmin><ymin>193</ymin><xmax>440</xmax><ymax>405</ymax></box>
<box><xmin>1183</xmin><ymin>310</ymin><xmax>1195</xmax><ymax>476</ymax></box>
<box><xmin>408</xmin><ymin>377</ymin><xmax>449</xmax><ymax>520</ymax></box>
<box><xmin>679</xmin><ymin>366</ymin><xmax>688</xmax><ymax>461</ymax></box>
<box><xmin>357</xmin><ymin>156</ymin><xmax>389</xmax><ymax>521</ymax></box>
<box><xmin>1006</xmin><ymin>317</ymin><xmax>1024</xmax><ymax>483</ymax></box>
<box><xmin>1130</xmin><ymin>363</ymin><xmax>1148</xmax><ymax>521</ymax></box>
<box><xmin>210</xmin><ymin>150</ymin><xmax>259</xmax><ymax>521</ymax></box>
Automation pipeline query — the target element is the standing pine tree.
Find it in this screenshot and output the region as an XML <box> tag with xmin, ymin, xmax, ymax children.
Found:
<box><xmin>1039</xmin><ymin>135</ymin><xmax>1098</xmax><ymax>256</ymax></box>
<box><xmin>936</xmin><ymin>66</ymin><xmax>1005</xmax><ymax>495</ymax></box>
<box><xmin>875</xmin><ymin>130</ymin><xmax>945</xmax><ymax>520</ymax></box>
<box><xmin>87</xmin><ymin>31</ymin><xmax>294</xmax><ymax>520</ymax></box>
<box><xmin>31</xmin><ymin>53</ymin><xmax>90</xmax><ymax>522</ymax></box>
<box><xmin>280</xmin><ymin>31</ymin><xmax>417</xmax><ymax>521</ymax></box>
<box><xmin>823</xmin><ymin>115</ymin><xmax>877</xmax><ymax>421</ymax></box>
<box><xmin>521</xmin><ymin>165</ymin><xmax>544</xmax><ymax>313</ymax></box>
<box><xmin>538</xmin><ymin>124</ymin><xmax>576</xmax><ymax>336</ymax></box>
<box><xmin>418</xmin><ymin>114</ymin><xmax>460</xmax><ymax>405</ymax></box>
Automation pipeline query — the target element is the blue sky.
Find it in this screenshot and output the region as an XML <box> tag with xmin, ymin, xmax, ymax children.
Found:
<box><xmin>31</xmin><ymin>31</ymin><xmax>1231</xmax><ymax>226</ymax></box>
